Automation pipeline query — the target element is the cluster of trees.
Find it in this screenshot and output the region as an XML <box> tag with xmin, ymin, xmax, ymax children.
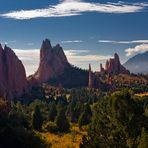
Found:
<box><xmin>29</xmin><ymin>88</ymin><xmax>99</xmax><ymax>131</ymax></box>
<box><xmin>1</xmin><ymin>87</ymin><xmax>147</xmax><ymax>148</ymax></box>
<box><xmin>80</xmin><ymin>89</ymin><xmax>148</xmax><ymax>148</ymax></box>
<box><xmin>0</xmin><ymin>99</ymin><xmax>49</xmax><ymax>148</ymax></box>
<box><xmin>112</xmin><ymin>74</ymin><xmax>148</xmax><ymax>93</ymax></box>
<box><xmin>0</xmin><ymin>88</ymin><xmax>100</xmax><ymax>147</ymax></box>
<box><xmin>48</xmin><ymin>64</ymin><xmax>89</xmax><ymax>88</ymax></box>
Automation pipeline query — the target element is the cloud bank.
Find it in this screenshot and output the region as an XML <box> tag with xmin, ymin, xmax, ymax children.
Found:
<box><xmin>61</xmin><ymin>40</ymin><xmax>83</xmax><ymax>43</ymax></box>
<box><xmin>125</xmin><ymin>44</ymin><xmax>148</xmax><ymax>56</ymax></box>
<box><xmin>14</xmin><ymin>49</ymin><xmax>112</xmax><ymax>75</ymax></box>
<box><xmin>65</xmin><ymin>50</ymin><xmax>112</xmax><ymax>63</ymax></box>
<box><xmin>1</xmin><ymin>1</ymin><xmax>148</xmax><ymax>19</ymax></box>
<box><xmin>98</xmin><ymin>40</ymin><xmax>148</xmax><ymax>44</ymax></box>
<box><xmin>14</xmin><ymin>49</ymin><xmax>40</xmax><ymax>76</ymax></box>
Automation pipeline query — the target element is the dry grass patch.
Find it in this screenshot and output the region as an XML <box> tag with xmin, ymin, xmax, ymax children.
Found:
<box><xmin>135</xmin><ymin>92</ymin><xmax>148</xmax><ymax>97</ymax></box>
<box><xmin>36</xmin><ymin>124</ymin><xmax>86</xmax><ymax>148</ymax></box>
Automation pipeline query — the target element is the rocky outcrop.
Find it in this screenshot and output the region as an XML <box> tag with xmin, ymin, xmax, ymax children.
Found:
<box><xmin>0</xmin><ymin>44</ymin><xmax>27</xmax><ymax>99</ymax></box>
<box><xmin>100</xmin><ymin>53</ymin><xmax>130</xmax><ymax>76</ymax></box>
<box><xmin>100</xmin><ymin>64</ymin><xmax>105</xmax><ymax>73</ymax></box>
<box><xmin>34</xmin><ymin>39</ymin><xmax>69</xmax><ymax>83</ymax></box>
<box><xmin>32</xmin><ymin>39</ymin><xmax>96</xmax><ymax>88</ymax></box>
<box><xmin>88</xmin><ymin>64</ymin><xmax>94</xmax><ymax>88</ymax></box>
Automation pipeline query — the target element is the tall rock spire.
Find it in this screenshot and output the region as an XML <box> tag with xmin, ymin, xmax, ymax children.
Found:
<box><xmin>100</xmin><ymin>53</ymin><xmax>130</xmax><ymax>76</ymax></box>
<box><xmin>100</xmin><ymin>64</ymin><xmax>104</xmax><ymax>72</ymax></box>
<box><xmin>88</xmin><ymin>64</ymin><xmax>93</xmax><ymax>88</ymax></box>
<box><xmin>0</xmin><ymin>44</ymin><xmax>27</xmax><ymax>99</ymax></box>
<box><xmin>34</xmin><ymin>39</ymin><xmax>69</xmax><ymax>83</ymax></box>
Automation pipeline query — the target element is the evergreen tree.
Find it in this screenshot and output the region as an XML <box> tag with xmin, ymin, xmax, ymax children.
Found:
<box><xmin>78</xmin><ymin>103</ymin><xmax>92</xmax><ymax>128</ymax></box>
<box><xmin>48</xmin><ymin>102</ymin><xmax>57</xmax><ymax>122</ymax></box>
<box><xmin>55</xmin><ymin>108</ymin><xmax>70</xmax><ymax>132</ymax></box>
<box><xmin>138</xmin><ymin>128</ymin><xmax>148</xmax><ymax>148</ymax></box>
<box><xmin>32</xmin><ymin>105</ymin><xmax>43</xmax><ymax>131</ymax></box>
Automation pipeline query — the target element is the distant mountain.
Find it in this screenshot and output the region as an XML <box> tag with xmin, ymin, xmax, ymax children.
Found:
<box><xmin>124</xmin><ymin>51</ymin><xmax>148</xmax><ymax>74</ymax></box>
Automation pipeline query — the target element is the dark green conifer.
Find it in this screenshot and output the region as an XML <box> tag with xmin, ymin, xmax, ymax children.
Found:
<box><xmin>32</xmin><ymin>105</ymin><xmax>43</xmax><ymax>131</ymax></box>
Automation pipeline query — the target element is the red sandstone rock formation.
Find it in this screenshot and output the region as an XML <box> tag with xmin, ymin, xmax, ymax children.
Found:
<box><xmin>100</xmin><ymin>53</ymin><xmax>130</xmax><ymax>76</ymax></box>
<box><xmin>99</xmin><ymin>63</ymin><xmax>106</xmax><ymax>79</ymax></box>
<box><xmin>34</xmin><ymin>39</ymin><xmax>69</xmax><ymax>83</ymax></box>
<box><xmin>100</xmin><ymin>64</ymin><xmax>105</xmax><ymax>73</ymax></box>
<box><xmin>0</xmin><ymin>44</ymin><xmax>27</xmax><ymax>99</ymax></box>
<box><xmin>88</xmin><ymin>64</ymin><xmax>94</xmax><ymax>88</ymax></box>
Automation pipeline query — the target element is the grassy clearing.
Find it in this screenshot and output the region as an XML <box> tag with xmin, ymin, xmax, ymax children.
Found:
<box><xmin>36</xmin><ymin>124</ymin><xmax>87</xmax><ymax>148</ymax></box>
<box><xmin>135</xmin><ymin>92</ymin><xmax>148</xmax><ymax>97</ymax></box>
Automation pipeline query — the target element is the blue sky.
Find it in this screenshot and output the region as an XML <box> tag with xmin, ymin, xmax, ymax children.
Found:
<box><xmin>0</xmin><ymin>0</ymin><xmax>148</xmax><ymax>75</ymax></box>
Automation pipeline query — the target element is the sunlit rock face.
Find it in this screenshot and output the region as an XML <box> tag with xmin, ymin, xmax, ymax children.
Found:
<box><xmin>34</xmin><ymin>39</ymin><xmax>69</xmax><ymax>83</ymax></box>
<box><xmin>100</xmin><ymin>53</ymin><xmax>130</xmax><ymax>75</ymax></box>
<box><xmin>0</xmin><ymin>44</ymin><xmax>27</xmax><ymax>99</ymax></box>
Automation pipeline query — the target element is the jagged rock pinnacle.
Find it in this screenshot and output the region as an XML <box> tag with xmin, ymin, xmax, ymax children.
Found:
<box><xmin>0</xmin><ymin>44</ymin><xmax>27</xmax><ymax>99</ymax></box>
<box><xmin>34</xmin><ymin>39</ymin><xmax>68</xmax><ymax>83</ymax></box>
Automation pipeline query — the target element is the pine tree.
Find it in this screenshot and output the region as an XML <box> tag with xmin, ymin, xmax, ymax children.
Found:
<box><xmin>48</xmin><ymin>102</ymin><xmax>57</xmax><ymax>122</ymax></box>
<box><xmin>32</xmin><ymin>105</ymin><xmax>43</xmax><ymax>131</ymax></box>
<box><xmin>138</xmin><ymin>128</ymin><xmax>148</xmax><ymax>148</ymax></box>
<box><xmin>55</xmin><ymin>108</ymin><xmax>70</xmax><ymax>132</ymax></box>
<box><xmin>78</xmin><ymin>103</ymin><xmax>92</xmax><ymax>128</ymax></box>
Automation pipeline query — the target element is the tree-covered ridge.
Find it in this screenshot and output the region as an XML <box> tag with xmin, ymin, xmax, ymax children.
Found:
<box><xmin>80</xmin><ymin>89</ymin><xmax>148</xmax><ymax>148</ymax></box>
<box><xmin>48</xmin><ymin>64</ymin><xmax>89</xmax><ymax>88</ymax></box>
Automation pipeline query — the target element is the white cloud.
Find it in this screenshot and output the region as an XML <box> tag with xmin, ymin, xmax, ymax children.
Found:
<box><xmin>61</xmin><ymin>40</ymin><xmax>83</xmax><ymax>43</ymax></box>
<box><xmin>64</xmin><ymin>49</ymin><xmax>89</xmax><ymax>55</ymax></box>
<box><xmin>13</xmin><ymin>49</ymin><xmax>112</xmax><ymax>75</ymax></box>
<box><xmin>1</xmin><ymin>42</ymin><xmax>8</xmax><ymax>45</ymax></box>
<box><xmin>98</xmin><ymin>40</ymin><xmax>148</xmax><ymax>44</ymax></box>
<box><xmin>1</xmin><ymin>1</ymin><xmax>148</xmax><ymax>19</ymax></box>
<box><xmin>1</xmin><ymin>40</ymin><xmax>16</xmax><ymax>46</ymax></box>
<box><xmin>64</xmin><ymin>49</ymin><xmax>112</xmax><ymax>64</ymax></box>
<box><xmin>14</xmin><ymin>49</ymin><xmax>40</xmax><ymax>76</ymax></box>
<box><xmin>125</xmin><ymin>44</ymin><xmax>148</xmax><ymax>56</ymax></box>
<box><xmin>131</xmin><ymin>40</ymin><xmax>148</xmax><ymax>43</ymax></box>
<box><xmin>67</xmin><ymin>54</ymin><xmax>112</xmax><ymax>63</ymax></box>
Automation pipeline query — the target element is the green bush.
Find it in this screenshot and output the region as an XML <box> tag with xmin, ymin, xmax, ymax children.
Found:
<box><xmin>0</xmin><ymin>126</ymin><xmax>48</xmax><ymax>148</ymax></box>
<box><xmin>43</xmin><ymin>121</ymin><xmax>57</xmax><ymax>133</ymax></box>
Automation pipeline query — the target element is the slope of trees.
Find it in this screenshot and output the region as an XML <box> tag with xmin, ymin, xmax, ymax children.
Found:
<box><xmin>0</xmin><ymin>87</ymin><xmax>148</xmax><ymax>147</ymax></box>
<box><xmin>48</xmin><ymin>64</ymin><xmax>89</xmax><ymax>88</ymax></box>
<box><xmin>80</xmin><ymin>89</ymin><xmax>148</xmax><ymax>148</ymax></box>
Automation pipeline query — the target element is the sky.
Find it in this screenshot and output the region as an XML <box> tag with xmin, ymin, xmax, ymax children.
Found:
<box><xmin>0</xmin><ymin>0</ymin><xmax>148</xmax><ymax>76</ymax></box>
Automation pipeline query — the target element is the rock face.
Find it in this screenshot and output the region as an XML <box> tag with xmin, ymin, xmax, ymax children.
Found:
<box><xmin>34</xmin><ymin>39</ymin><xmax>69</xmax><ymax>83</ymax></box>
<box><xmin>31</xmin><ymin>39</ymin><xmax>110</xmax><ymax>89</ymax></box>
<box><xmin>100</xmin><ymin>53</ymin><xmax>130</xmax><ymax>76</ymax></box>
<box><xmin>0</xmin><ymin>44</ymin><xmax>27</xmax><ymax>99</ymax></box>
<box><xmin>100</xmin><ymin>64</ymin><xmax>105</xmax><ymax>73</ymax></box>
<box><xmin>88</xmin><ymin>64</ymin><xmax>94</xmax><ymax>88</ymax></box>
